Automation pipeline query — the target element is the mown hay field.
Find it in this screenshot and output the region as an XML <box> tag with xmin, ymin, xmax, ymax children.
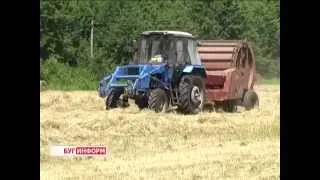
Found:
<box><xmin>40</xmin><ymin>84</ymin><xmax>280</xmax><ymax>180</ymax></box>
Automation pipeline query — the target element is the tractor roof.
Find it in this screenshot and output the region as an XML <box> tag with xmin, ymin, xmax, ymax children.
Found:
<box><xmin>141</xmin><ymin>31</ymin><xmax>194</xmax><ymax>38</ymax></box>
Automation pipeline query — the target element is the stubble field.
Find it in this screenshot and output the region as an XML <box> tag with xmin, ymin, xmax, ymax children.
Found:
<box><xmin>40</xmin><ymin>84</ymin><xmax>280</xmax><ymax>180</ymax></box>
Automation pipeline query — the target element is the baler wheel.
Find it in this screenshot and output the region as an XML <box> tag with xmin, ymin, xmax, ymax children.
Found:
<box><xmin>148</xmin><ymin>88</ymin><xmax>169</xmax><ymax>113</ymax></box>
<box><xmin>242</xmin><ymin>90</ymin><xmax>259</xmax><ymax>110</ymax></box>
<box><xmin>178</xmin><ymin>75</ymin><xmax>205</xmax><ymax>114</ymax></box>
<box><xmin>106</xmin><ymin>89</ymin><xmax>123</xmax><ymax>110</ymax></box>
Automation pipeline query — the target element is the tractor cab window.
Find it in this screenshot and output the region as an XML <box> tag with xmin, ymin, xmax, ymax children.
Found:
<box><xmin>137</xmin><ymin>35</ymin><xmax>200</xmax><ymax>65</ymax></box>
<box><xmin>140</xmin><ymin>39</ymin><xmax>147</xmax><ymax>63</ymax></box>
<box><xmin>187</xmin><ymin>39</ymin><xmax>201</xmax><ymax>65</ymax></box>
<box><xmin>138</xmin><ymin>36</ymin><xmax>166</xmax><ymax>64</ymax></box>
<box><xmin>176</xmin><ymin>39</ymin><xmax>200</xmax><ymax>65</ymax></box>
<box><xmin>150</xmin><ymin>39</ymin><xmax>161</xmax><ymax>58</ymax></box>
<box><xmin>176</xmin><ymin>40</ymin><xmax>184</xmax><ymax>64</ymax></box>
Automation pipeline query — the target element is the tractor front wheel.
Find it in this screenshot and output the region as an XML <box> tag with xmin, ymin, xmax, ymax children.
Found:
<box><xmin>106</xmin><ymin>89</ymin><xmax>128</xmax><ymax>110</ymax></box>
<box><xmin>178</xmin><ymin>75</ymin><xmax>205</xmax><ymax>114</ymax></box>
<box><xmin>148</xmin><ymin>88</ymin><xmax>169</xmax><ymax>113</ymax></box>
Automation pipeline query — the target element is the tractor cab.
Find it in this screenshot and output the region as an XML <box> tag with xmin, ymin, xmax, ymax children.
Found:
<box><xmin>133</xmin><ymin>31</ymin><xmax>201</xmax><ymax>66</ymax></box>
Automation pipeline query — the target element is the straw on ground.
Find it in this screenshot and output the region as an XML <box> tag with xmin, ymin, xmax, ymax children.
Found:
<box><xmin>40</xmin><ymin>84</ymin><xmax>279</xmax><ymax>180</ymax></box>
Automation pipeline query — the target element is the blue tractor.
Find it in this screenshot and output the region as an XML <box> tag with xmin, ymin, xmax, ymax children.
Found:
<box><xmin>98</xmin><ymin>31</ymin><xmax>207</xmax><ymax>114</ymax></box>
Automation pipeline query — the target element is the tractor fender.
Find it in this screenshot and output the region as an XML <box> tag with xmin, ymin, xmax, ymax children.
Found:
<box><xmin>182</xmin><ymin>65</ymin><xmax>207</xmax><ymax>78</ymax></box>
<box><xmin>183</xmin><ymin>65</ymin><xmax>194</xmax><ymax>73</ymax></box>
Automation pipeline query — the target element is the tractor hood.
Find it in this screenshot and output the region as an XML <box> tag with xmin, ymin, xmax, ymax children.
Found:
<box><xmin>106</xmin><ymin>64</ymin><xmax>167</xmax><ymax>81</ymax></box>
<box><xmin>98</xmin><ymin>64</ymin><xmax>167</xmax><ymax>97</ymax></box>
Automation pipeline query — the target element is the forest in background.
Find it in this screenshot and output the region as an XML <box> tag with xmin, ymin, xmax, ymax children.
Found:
<box><xmin>40</xmin><ymin>0</ymin><xmax>280</xmax><ymax>90</ymax></box>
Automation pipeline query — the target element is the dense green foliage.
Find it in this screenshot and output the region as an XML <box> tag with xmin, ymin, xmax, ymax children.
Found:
<box><xmin>40</xmin><ymin>0</ymin><xmax>280</xmax><ymax>90</ymax></box>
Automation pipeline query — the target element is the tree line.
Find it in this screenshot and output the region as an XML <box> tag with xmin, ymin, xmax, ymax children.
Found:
<box><xmin>40</xmin><ymin>0</ymin><xmax>280</xmax><ymax>90</ymax></box>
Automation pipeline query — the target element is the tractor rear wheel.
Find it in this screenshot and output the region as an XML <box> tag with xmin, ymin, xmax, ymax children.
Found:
<box><xmin>148</xmin><ymin>88</ymin><xmax>169</xmax><ymax>113</ymax></box>
<box><xmin>106</xmin><ymin>89</ymin><xmax>127</xmax><ymax>110</ymax></box>
<box><xmin>178</xmin><ymin>75</ymin><xmax>205</xmax><ymax>114</ymax></box>
<box><xmin>242</xmin><ymin>90</ymin><xmax>259</xmax><ymax>110</ymax></box>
